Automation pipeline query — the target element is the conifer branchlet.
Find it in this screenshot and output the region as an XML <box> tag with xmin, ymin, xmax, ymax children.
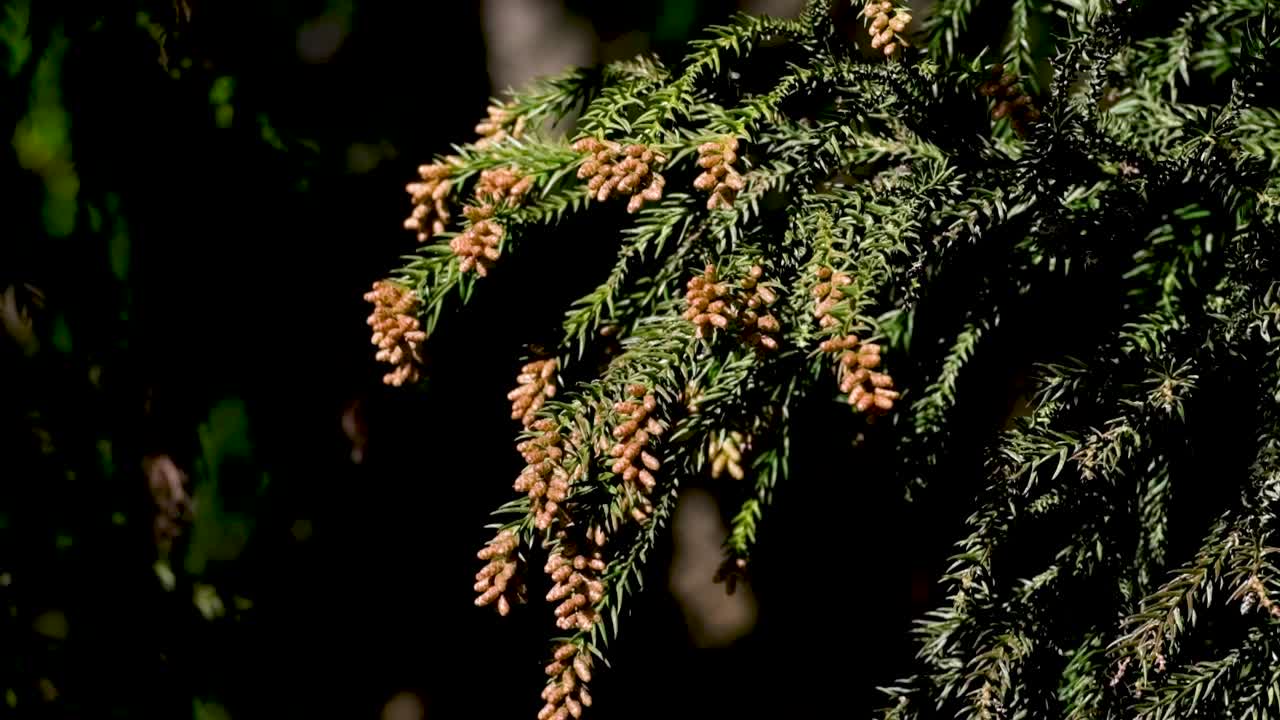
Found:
<box><xmin>363</xmin><ymin>281</ymin><xmax>425</xmax><ymax>387</ymax></box>
<box><xmin>694</xmin><ymin>137</ymin><xmax>746</xmax><ymax>210</ymax></box>
<box><xmin>475</xmin><ymin>529</ymin><xmax>526</xmax><ymax>616</ymax></box>
<box><xmin>404</xmin><ymin>162</ymin><xmax>452</xmax><ymax>242</ymax></box>
<box><xmin>573</xmin><ymin>137</ymin><xmax>666</xmax><ymax>213</ymax></box>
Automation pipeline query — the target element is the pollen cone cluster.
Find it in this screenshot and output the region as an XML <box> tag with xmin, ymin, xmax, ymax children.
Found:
<box><xmin>475</xmin><ymin>529</ymin><xmax>526</xmax><ymax>616</ymax></box>
<box><xmin>515</xmin><ymin>418</ymin><xmax>577</xmax><ymax>530</ymax></box>
<box><xmin>476</xmin><ymin>166</ymin><xmax>535</xmax><ymax>207</ymax></box>
<box><xmin>812</xmin><ymin>265</ymin><xmax>852</xmax><ymax>329</ymax></box>
<box><xmin>364</xmin><ymin>281</ymin><xmax>426</xmax><ymax>387</ymax></box>
<box><xmin>708</xmin><ymin>430</ymin><xmax>747</xmax><ymax>480</ymax></box>
<box><xmin>573</xmin><ymin>137</ymin><xmax>666</xmax><ymax>213</ymax></box>
<box><xmin>404</xmin><ymin>162</ymin><xmax>452</xmax><ymax>242</ymax></box>
<box><xmin>863</xmin><ymin>1</ymin><xmax>912</xmax><ymax>57</ymax></box>
<box><xmin>510</xmin><ymin>358</ymin><xmax>559</xmax><ymax>427</ymax></box>
<box><xmin>978</xmin><ymin>64</ymin><xmax>1042</xmax><ymax>137</ymax></box>
<box><xmin>682</xmin><ymin>264</ymin><xmax>731</xmax><ymax>338</ymax></box>
<box><xmin>609</xmin><ymin>384</ymin><xmax>664</xmax><ymax>524</ymax></box>
<box><xmin>739</xmin><ymin>264</ymin><xmax>781</xmax><ymax>351</ymax></box>
<box><xmin>475</xmin><ymin>103</ymin><xmax>526</xmax><ymax>148</ymax></box>
<box><xmin>450</xmin><ymin>204</ymin><xmax>505</xmax><ymax>277</ymax></box>
<box><xmin>683</xmin><ymin>264</ymin><xmax>781</xmax><ymax>350</ymax></box>
<box><xmin>693</xmin><ymin>137</ymin><xmax>746</xmax><ymax>210</ymax></box>
<box><xmin>821</xmin><ymin>334</ymin><xmax>900</xmax><ymax>416</ymax></box>
<box><xmin>539</xmin><ymin>642</ymin><xmax>595</xmax><ymax>720</ymax></box>
<box><xmin>545</xmin><ymin>527</ymin><xmax>607</xmax><ymax>632</ymax></box>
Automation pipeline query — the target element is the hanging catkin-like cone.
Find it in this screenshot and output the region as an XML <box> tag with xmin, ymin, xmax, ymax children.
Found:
<box><xmin>404</xmin><ymin>162</ymin><xmax>452</xmax><ymax>242</ymax></box>
<box><xmin>363</xmin><ymin>281</ymin><xmax>426</xmax><ymax>387</ymax></box>
<box><xmin>475</xmin><ymin>103</ymin><xmax>527</xmax><ymax>148</ymax></box>
<box><xmin>693</xmin><ymin>136</ymin><xmax>747</xmax><ymax>210</ymax></box>
<box><xmin>539</xmin><ymin>641</ymin><xmax>595</xmax><ymax>720</ymax></box>
<box><xmin>544</xmin><ymin>527</ymin><xmax>607</xmax><ymax>632</ymax></box>
<box><xmin>863</xmin><ymin>1</ymin><xmax>912</xmax><ymax>57</ymax></box>
<box><xmin>608</xmin><ymin>384</ymin><xmax>664</xmax><ymax>524</ymax></box>
<box><xmin>509</xmin><ymin>358</ymin><xmax>559</xmax><ymax>427</ymax></box>
<box><xmin>474</xmin><ymin>529</ymin><xmax>526</xmax><ymax>616</ymax></box>
<box><xmin>450</xmin><ymin>204</ymin><xmax>505</xmax><ymax>277</ymax></box>
<box><xmin>515</xmin><ymin>418</ymin><xmax>578</xmax><ymax>531</ymax></box>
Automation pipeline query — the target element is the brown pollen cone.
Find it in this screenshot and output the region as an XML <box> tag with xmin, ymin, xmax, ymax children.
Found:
<box><xmin>364</xmin><ymin>280</ymin><xmax>426</xmax><ymax>387</ymax></box>
<box><xmin>476</xmin><ymin>166</ymin><xmax>535</xmax><ymax>208</ymax></box>
<box><xmin>826</xmin><ymin>334</ymin><xmax>900</xmax><ymax>416</ymax></box>
<box><xmin>684</xmin><ymin>264</ymin><xmax>781</xmax><ymax>350</ymax></box>
<box><xmin>475</xmin><ymin>529</ymin><xmax>526</xmax><ymax>616</ymax></box>
<box><xmin>739</xmin><ymin>264</ymin><xmax>781</xmax><ymax>351</ymax></box>
<box><xmin>404</xmin><ymin>162</ymin><xmax>452</xmax><ymax>242</ymax></box>
<box><xmin>514</xmin><ymin>418</ymin><xmax>578</xmax><ymax>531</ymax></box>
<box><xmin>608</xmin><ymin>384</ymin><xmax>664</xmax><ymax>524</ymax></box>
<box><xmin>539</xmin><ymin>641</ymin><xmax>596</xmax><ymax>720</ymax></box>
<box><xmin>572</xmin><ymin>137</ymin><xmax>667</xmax><ymax>214</ymax></box>
<box><xmin>450</xmin><ymin>204</ymin><xmax>505</xmax><ymax>277</ymax></box>
<box><xmin>682</xmin><ymin>264</ymin><xmax>733</xmax><ymax>339</ymax></box>
<box><xmin>708</xmin><ymin>431</ymin><xmax>747</xmax><ymax>480</ymax></box>
<box><xmin>863</xmin><ymin>1</ymin><xmax>912</xmax><ymax>57</ymax></box>
<box><xmin>475</xmin><ymin>103</ymin><xmax>526</xmax><ymax>148</ymax></box>
<box><xmin>812</xmin><ymin>265</ymin><xmax>852</xmax><ymax>330</ymax></box>
<box><xmin>509</xmin><ymin>358</ymin><xmax>559</xmax><ymax>427</ymax></box>
<box><xmin>544</xmin><ymin>527</ymin><xmax>607</xmax><ymax>633</ymax></box>
<box><xmin>693</xmin><ymin>136</ymin><xmax>746</xmax><ymax>210</ymax></box>
<box><xmin>978</xmin><ymin>64</ymin><xmax>1042</xmax><ymax>137</ymax></box>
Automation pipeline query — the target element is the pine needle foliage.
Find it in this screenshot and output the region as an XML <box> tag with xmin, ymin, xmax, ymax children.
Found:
<box><xmin>366</xmin><ymin>0</ymin><xmax>1280</xmax><ymax>716</ymax></box>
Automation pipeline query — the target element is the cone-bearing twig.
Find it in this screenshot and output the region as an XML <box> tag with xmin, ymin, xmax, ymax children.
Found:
<box><xmin>539</xmin><ymin>641</ymin><xmax>595</xmax><ymax>720</ymax></box>
<box><xmin>475</xmin><ymin>529</ymin><xmax>527</xmax><ymax>616</ymax></box>
<box><xmin>862</xmin><ymin>1</ymin><xmax>911</xmax><ymax>57</ymax></box>
<box><xmin>572</xmin><ymin>137</ymin><xmax>666</xmax><ymax>214</ymax></box>
<box><xmin>544</xmin><ymin>527</ymin><xmax>607</xmax><ymax>632</ymax></box>
<box><xmin>510</xmin><ymin>358</ymin><xmax>559</xmax><ymax>427</ymax></box>
<box><xmin>475</xmin><ymin>103</ymin><xmax>526</xmax><ymax>149</ymax></box>
<box><xmin>608</xmin><ymin>384</ymin><xmax>664</xmax><ymax>523</ymax></box>
<box><xmin>978</xmin><ymin>64</ymin><xmax>1041</xmax><ymax>137</ymax></box>
<box><xmin>404</xmin><ymin>162</ymin><xmax>452</xmax><ymax>242</ymax></box>
<box><xmin>515</xmin><ymin>418</ymin><xmax>579</xmax><ymax>531</ymax></box>
<box><xmin>364</xmin><ymin>281</ymin><xmax>426</xmax><ymax>387</ymax></box>
<box><xmin>693</xmin><ymin>136</ymin><xmax>746</xmax><ymax>210</ymax></box>
<box><xmin>450</xmin><ymin>204</ymin><xmax>505</xmax><ymax>277</ymax></box>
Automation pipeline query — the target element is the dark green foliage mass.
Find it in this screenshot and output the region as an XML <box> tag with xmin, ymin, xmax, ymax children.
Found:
<box><xmin>371</xmin><ymin>0</ymin><xmax>1280</xmax><ymax>717</ymax></box>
